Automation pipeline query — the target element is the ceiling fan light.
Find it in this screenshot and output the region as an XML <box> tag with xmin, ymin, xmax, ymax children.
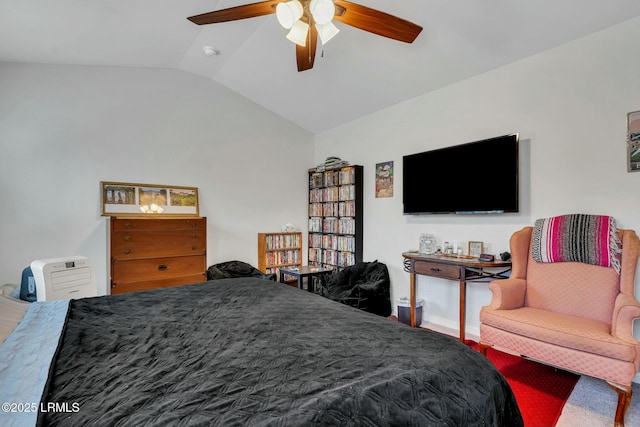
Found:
<box><xmin>310</xmin><ymin>0</ymin><xmax>335</xmax><ymax>25</ymax></box>
<box><xmin>316</xmin><ymin>21</ymin><xmax>339</xmax><ymax>44</ymax></box>
<box><xmin>276</xmin><ymin>0</ymin><xmax>303</xmax><ymax>29</ymax></box>
<box><xmin>286</xmin><ymin>20</ymin><xmax>309</xmax><ymax>46</ymax></box>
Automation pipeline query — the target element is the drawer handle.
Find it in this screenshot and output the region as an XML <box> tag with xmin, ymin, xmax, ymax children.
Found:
<box><xmin>192</xmin><ymin>246</ymin><xmax>197</xmax><ymax>250</ymax></box>
<box><xmin>124</xmin><ymin>249</ymin><xmax>131</xmax><ymax>255</ymax></box>
<box><xmin>124</xmin><ymin>223</ymin><xmax>131</xmax><ymax>228</ymax></box>
<box><xmin>157</xmin><ymin>264</ymin><xmax>169</xmax><ymax>271</ymax></box>
<box><xmin>430</xmin><ymin>267</ymin><xmax>442</xmax><ymax>272</ymax></box>
<box><xmin>124</xmin><ymin>236</ymin><xmax>131</xmax><ymax>241</ymax></box>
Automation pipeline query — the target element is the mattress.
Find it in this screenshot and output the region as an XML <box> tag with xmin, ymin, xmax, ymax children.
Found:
<box><xmin>0</xmin><ymin>300</ymin><xmax>69</xmax><ymax>427</ymax></box>
<box><xmin>0</xmin><ymin>278</ymin><xmax>523</xmax><ymax>426</ymax></box>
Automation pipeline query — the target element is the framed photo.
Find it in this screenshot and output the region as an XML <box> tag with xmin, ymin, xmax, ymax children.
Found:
<box><xmin>375</xmin><ymin>161</ymin><xmax>394</xmax><ymax>198</ymax></box>
<box><xmin>468</xmin><ymin>241</ymin><xmax>484</xmax><ymax>258</ymax></box>
<box><xmin>628</xmin><ymin>110</ymin><xmax>640</xmax><ymax>172</ymax></box>
<box><xmin>101</xmin><ymin>182</ymin><xmax>199</xmax><ymax>217</ymax></box>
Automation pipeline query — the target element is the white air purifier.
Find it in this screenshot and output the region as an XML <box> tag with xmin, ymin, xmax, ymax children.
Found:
<box><xmin>30</xmin><ymin>256</ymin><xmax>98</xmax><ymax>301</ymax></box>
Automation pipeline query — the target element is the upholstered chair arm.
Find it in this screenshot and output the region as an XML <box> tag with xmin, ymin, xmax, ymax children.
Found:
<box><xmin>486</xmin><ymin>278</ymin><xmax>527</xmax><ymax>310</ymax></box>
<box><xmin>612</xmin><ymin>293</ymin><xmax>640</xmax><ymax>342</ymax></box>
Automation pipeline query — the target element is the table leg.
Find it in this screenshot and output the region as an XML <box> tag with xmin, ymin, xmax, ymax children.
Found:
<box><xmin>459</xmin><ymin>279</ymin><xmax>466</xmax><ymax>342</ymax></box>
<box><xmin>410</xmin><ymin>272</ymin><xmax>416</xmax><ymax>327</ymax></box>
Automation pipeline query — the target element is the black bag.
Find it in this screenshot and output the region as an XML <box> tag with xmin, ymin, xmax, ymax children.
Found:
<box><xmin>323</xmin><ymin>261</ymin><xmax>391</xmax><ymax>317</ymax></box>
<box><xmin>207</xmin><ymin>260</ymin><xmax>276</xmax><ymax>281</ymax></box>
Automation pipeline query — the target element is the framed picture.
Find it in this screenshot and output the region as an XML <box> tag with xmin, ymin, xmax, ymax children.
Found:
<box><xmin>101</xmin><ymin>181</ymin><xmax>199</xmax><ymax>217</ymax></box>
<box><xmin>628</xmin><ymin>110</ymin><xmax>640</xmax><ymax>172</ymax></box>
<box><xmin>468</xmin><ymin>241</ymin><xmax>484</xmax><ymax>257</ymax></box>
<box><xmin>375</xmin><ymin>161</ymin><xmax>394</xmax><ymax>198</ymax></box>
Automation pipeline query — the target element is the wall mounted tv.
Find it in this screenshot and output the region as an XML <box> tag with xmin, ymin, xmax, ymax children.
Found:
<box><xmin>403</xmin><ymin>133</ymin><xmax>519</xmax><ymax>214</ymax></box>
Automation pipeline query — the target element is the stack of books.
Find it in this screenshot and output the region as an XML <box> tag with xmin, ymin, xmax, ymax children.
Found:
<box><xmin>316</xmin><ymin>157</ymin><xmax>349</xmax><ymax>171</ymax></box>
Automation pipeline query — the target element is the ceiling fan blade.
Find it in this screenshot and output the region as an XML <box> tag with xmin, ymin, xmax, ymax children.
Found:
<box><xmin>188</xmin><ymin>0</ymin><xmax>280</xmax><ymax>25</ymax></box>
<box><xmin>296</xmin><ymin>24</ymin><xmax>318</xmax><ymax>72</ymax></box>
<box><xmin>333</xmin><ymin>0</ymin><xmax>422</xmax><ymax>43</ymax></box>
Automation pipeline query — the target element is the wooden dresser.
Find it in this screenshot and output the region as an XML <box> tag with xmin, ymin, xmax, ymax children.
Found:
<box><xmin>110</xmin><ymin>217</ymin><xmax>207</xmax><ymax>294</ymax></box>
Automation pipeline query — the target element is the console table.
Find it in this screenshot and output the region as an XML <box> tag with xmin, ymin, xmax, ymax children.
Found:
<box><xmin>402</xmin><ymin>252</ymin><xmax>511</xmax><ymax>342</ymax></box>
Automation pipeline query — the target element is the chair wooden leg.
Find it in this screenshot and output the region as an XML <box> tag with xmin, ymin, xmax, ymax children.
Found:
<box><xmin>478</xmin><ymin>341</ymin><xmax>490</xmax><ymax>356</ymax></box>
<box><xmin>607</xmin><ymin>381</ymin><xmax>632</xmax><ymax>427</ymax></box>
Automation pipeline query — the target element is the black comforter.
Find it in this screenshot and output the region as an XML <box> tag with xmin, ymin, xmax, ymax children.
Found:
<box><xmin>39</xmin><ymin>278</ymin><xmax>522</xmax><ymax>426</ymax></box>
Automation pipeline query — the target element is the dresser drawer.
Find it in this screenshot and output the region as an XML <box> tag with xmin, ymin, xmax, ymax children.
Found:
<box><xmin>112</xmin><ymin>255</ymin><xmax>206</xmax><ymax>283</ymax></box>
<box><xmin>413</xmin><ymin>261</ymin><xmax>461</xmax><ymax>279</ymax></box>
<box><xmin>111</xmin><ymin>274</ymin><xmax>206</xmax><ymax>294</ymax></box>
<box><xmin>109</xmin><ymin>217</ymin><xmax>207</xmax><ymax>295</ymax></box>
<box><xmin>111</xmin><ymin>218</ymin><xmax>205</xmax><ymax>232</ymax></box>
<box><xmin>111</xmin><ymin>231</ymin><xmax>206</xmax><ymax>259</ymax></box>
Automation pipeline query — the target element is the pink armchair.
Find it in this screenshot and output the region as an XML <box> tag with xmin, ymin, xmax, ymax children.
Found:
<box><xmin>479</xmin><ymin>226</ymin><xmax>640</xmax><ymax>427</ymax></box>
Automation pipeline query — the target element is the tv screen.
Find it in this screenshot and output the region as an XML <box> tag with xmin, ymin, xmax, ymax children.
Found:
<box><xmin>403</xmin><ymin>133</ymin><xmax>519</xmax><ymax>214</ymax></box>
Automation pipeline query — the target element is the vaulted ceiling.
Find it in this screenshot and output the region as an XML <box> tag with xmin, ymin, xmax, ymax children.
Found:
<box><xmin>2</xmin><ymin>0</ymin><xmax>640</xmax><ymax>133</ymax></box>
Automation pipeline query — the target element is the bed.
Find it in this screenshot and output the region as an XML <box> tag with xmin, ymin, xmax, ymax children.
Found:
<box><xmin>0</xmin><ymin>278</ymin><xmax>523</xmax><ymax>426</ymax></box>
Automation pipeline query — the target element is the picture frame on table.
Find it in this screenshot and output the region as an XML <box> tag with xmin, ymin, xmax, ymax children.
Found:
<box><xmin>100</xmin><ymin>181</ymin><xmax>199</xmax><ymax>217</ymax></box>
<box><xmin>468</xmin><ymin>241</ymin><xmax>484</xmax><ymax>258</ymax></box>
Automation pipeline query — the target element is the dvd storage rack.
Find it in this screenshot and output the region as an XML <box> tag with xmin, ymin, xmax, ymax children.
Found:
<box><xmin>257</xmin><ymin>232</ymin><xmax>303</xmax><ymax>285</ymax></box>
<box><xmin>308</xmin><ymin>165</ymin><xmax>363</xmax><ymax>270</ymax></box>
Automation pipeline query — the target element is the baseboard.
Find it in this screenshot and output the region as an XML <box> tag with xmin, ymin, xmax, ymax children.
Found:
<box><xmin>419</xmin><ymin>316</ymin><xmax>480</xmax><ymax>342</ymax></box>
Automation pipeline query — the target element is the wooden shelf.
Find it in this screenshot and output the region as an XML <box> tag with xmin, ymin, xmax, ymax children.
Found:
<box><xmin>257</xmin><ymin>232</ymin><xmax>303</xmax><ymax>279</ymax></box>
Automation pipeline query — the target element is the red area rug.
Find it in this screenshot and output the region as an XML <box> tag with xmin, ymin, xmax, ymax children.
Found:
<box><xmin>467</xmin><ymin>341</ymin><xmax>579</xmax><ymax>427</ymax></box>
<box><xmin>387</xmin><ymin>317</ymin><xmax>579</xmax><ymax>426</ymax></box>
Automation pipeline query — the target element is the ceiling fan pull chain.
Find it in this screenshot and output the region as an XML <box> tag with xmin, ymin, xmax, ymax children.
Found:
<box><xmin>308</xmin><ymin>24</ymin><xmax>312</xmax><ymax>63</ymax></box>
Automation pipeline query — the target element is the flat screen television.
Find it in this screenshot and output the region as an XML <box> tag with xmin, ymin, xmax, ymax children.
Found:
<box><xmin>403</xmin><ymin>133</ymin><xmax>519</xmax><ymax>214</ymax></box>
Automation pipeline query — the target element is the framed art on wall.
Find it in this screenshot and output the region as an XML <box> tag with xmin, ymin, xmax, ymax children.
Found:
<box><xmin>101</xmin><ymin>182</ymin><xmax>199</xmax><ymax>217</ymax></box>
<box><xmin>628</xmin><ymin>110</ymin><xmax>640</xmax><ymax>172</ymax></box>
<box><xmin>375</xmin><ymin>161</ymin><xmax>393</xmax><ymax>198</ymax></box>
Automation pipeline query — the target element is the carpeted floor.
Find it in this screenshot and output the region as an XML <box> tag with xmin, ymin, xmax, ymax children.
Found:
<box><xmin>556</xmin><ymin>375</ymin><xmax>640</xmax><ymax>427</ymax></box>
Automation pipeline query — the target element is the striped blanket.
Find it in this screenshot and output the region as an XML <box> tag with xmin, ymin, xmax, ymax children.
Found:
<box><xmin>532</xmin><ymin>214</ymin><xmax>622</xmax><ymax>274</ymax></box>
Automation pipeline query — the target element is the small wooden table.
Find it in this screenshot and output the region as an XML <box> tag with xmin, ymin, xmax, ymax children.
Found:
<box><xmin>279</xmin><ymin>266</ymin><xmax>334</xmax><ymax>292</ymax></box>
<box><xmin>402</xmin><ymin>252</ymin><xmax>511</xmax><ymax>342</ymax></box>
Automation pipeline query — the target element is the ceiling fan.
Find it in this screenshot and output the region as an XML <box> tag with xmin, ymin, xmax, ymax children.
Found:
<box><xmin>187</xmin><ymin>0</ymin><xmax>422</xmax><ymax>72</ymax></box>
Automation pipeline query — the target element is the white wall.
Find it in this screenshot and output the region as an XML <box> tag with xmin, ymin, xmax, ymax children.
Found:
<box><xmin>0</xmin><ymin>63</ymin><xmax>313</xmax><ymax>295</ymax></box>
<box><xmin>314</xmin><ymin>17</ymin><xmax>640</xmax><ymax>339</ymax></box>
<box><xmin>1</xmin><ymin>16</ymin><xmax>639</xmax><ymax>343</ymax></box>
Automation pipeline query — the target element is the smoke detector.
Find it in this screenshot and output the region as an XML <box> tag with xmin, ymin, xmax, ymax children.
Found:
<box><xmin>203</xmin><ymin>46</ymin><xmax>220</xmax><ymax>57</ymax></box>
